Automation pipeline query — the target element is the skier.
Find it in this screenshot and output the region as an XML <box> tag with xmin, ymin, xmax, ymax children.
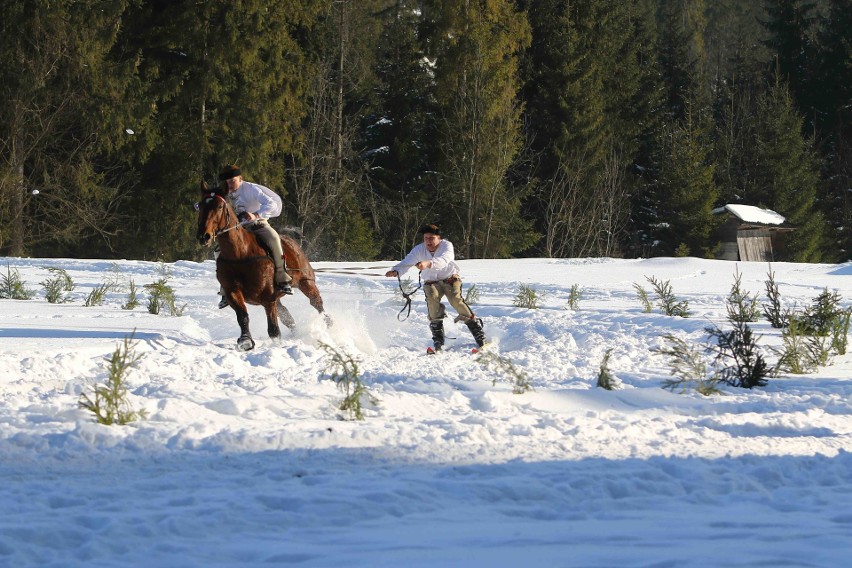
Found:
<box><xmin>385</xmin><ymin>223</ymin><xmax>486</xmax><ymax>352</ymax></box>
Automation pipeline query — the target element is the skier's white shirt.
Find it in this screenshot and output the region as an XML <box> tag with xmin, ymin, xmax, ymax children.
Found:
<box><xmin>230</xmin><ymin>180</ymin><xmax>282</xmax><ymax>219</ymax></box>
<box><xmin>393</xmin><ymin>239</ymin><xmax>461</xmax><ymax>281</ymax></box>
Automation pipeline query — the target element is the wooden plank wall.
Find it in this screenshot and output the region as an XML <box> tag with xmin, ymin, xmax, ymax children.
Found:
<box><xmin>737</xmin><ymin>229</ymin><xmax>773</xmax><ymax>262</ymax></box>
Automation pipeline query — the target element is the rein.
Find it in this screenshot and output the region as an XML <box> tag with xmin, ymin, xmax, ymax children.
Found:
<box><xmin>396</xmin><ymin>271</ymin><xmax>422</xmax><ymax>321</ymax></box>
<box><xmin>215</xmin><ymin>218</ymin><xmax>258</xmax><ymax>238</ymax></box>
<box><xmin>201</xmin><ymin>192</ymin><xmax>255</xmax><ymax>239</ymax></box>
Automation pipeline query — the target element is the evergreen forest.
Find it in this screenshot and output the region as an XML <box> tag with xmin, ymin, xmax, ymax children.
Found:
<box><xmin>1</xmin><ymin>0</ymin><xmax>850</xmax><ymax>263</ymax></box>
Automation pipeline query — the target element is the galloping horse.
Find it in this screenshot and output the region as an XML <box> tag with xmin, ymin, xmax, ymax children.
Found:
<box><xmin>196</xmin><ymin>181</ymin><xmax>329</xmax><ymax>350</ymax></box>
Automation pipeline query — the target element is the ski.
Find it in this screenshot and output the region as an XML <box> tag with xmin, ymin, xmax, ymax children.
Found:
<box><xmin>471</xmin><ymin>341</ymin><xmax>493</xmax><ymax>355</ymax></box>
<box><xmin>425</xmin><ymin>343</ymin><xmax>489</xmax><ymax>355</ymax></box>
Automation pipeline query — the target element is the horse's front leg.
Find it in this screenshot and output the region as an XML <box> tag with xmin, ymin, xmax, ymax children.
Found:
<box><xmin>227</xmin><ymin>295</ymin><xmax>255</xmax><ymax>351</ymax></box>
<box><xmin>264</xmin><ymin>301</ymin><xmax>281</xmax><ymax>339</ymax></box>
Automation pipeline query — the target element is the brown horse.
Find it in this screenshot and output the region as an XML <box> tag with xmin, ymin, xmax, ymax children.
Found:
<box><xmin>196</xmin><ymin>181</ymin><xmax>329</xmax><ymax>350</ymax></box>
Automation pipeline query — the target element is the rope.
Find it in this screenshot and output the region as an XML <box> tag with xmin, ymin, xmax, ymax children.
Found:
<box><xmin>396</xmin><ymin>271</ymin><xmax>422</xmax><ymax>321</ymax></box>
<box><xmin>312</xmin><ymin>265</ymin><xmax>392</xmax><ymax>277</ymax></box>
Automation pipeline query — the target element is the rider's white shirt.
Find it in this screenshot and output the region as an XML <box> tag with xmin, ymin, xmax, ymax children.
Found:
<box><xmin>230</xmin><ymin>181</ymin><xmax>282</xmax><ymax>219</ymax></box>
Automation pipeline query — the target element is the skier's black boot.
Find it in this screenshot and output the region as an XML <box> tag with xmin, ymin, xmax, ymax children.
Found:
<box><xmin>429</xmin><ymin>321</ymin><xmax>445</xmax><ymax>352</ymax></box>
<box><xmin>466</xmin><ymin>317</ymin><xmax>486</xmax><ymax>348</ymax></box>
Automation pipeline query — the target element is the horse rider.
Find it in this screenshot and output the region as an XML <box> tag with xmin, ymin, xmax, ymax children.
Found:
<box><xmin>385</xmin><ymin>223</ymin><xmax>486</xmax><ymax>352</ymax></box>
<box><xmin>217</xmin><ymin>165</ymin><xmax>292</xmax><ymax>308</ymax></box>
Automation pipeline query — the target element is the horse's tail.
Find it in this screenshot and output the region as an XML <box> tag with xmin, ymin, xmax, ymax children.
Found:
<box><xmin>278</xmin><ymin>225</ymin><xmax>313</xmax><ymax>255</ymax></box>
<box><xmin>280</xmin><ymin>224</ymin><xmax>304</xmax><ymax>239</ymax></box>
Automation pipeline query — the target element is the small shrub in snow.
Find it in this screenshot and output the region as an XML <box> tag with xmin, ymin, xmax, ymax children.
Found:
<box><xmin>726</xmin><ymin>267</ymin><xmax>760</xmax><ymax>323</ymax></box>
<box><xmin>806</xmin><ymin>333</ymin><xmax>833</xmax><ymax>367</ymax></box>
<box><xmin>156</xmin><ymin>260</ymin><xmax>173</xmax><ymax>279</ymax></box>
<box><xmin>596</xmin><ymin>348</ymin><xmax>618</xmax><ymax>390</ymax></box>
<box><xmin>566</xmin><ymin>284</ymin><xmax>583</xmax><ymax>310</ymax></box>
<box><xmin>763</xmin><ymin>267</ymin><xmax>791</xmax><ymax>328</ymax></box>
<box><xmin>476</xmin><ymin>350</ymin><xmax>532</xmax><ymax>394</ymax></box>
<box><xmin>0</xmin><ymin>264</ymin><xmax>35</xmax><ymax>300</ymax></box>
<box><xmin>105</xmin><ymin>262</ymin><xmax>129</xmax><ymax>293</ymax></box>
<box><xmin>706</xmin><ymin>318</ymin><xmax>771</xmax><ymax>389</ymax></box>
<box><xmin>84</xmin><ymin>282</ymin><xmax>114</xmax><ymax>306</ymax></box>
<box><xmin>830</xmin><ymin>309</ymin><xmax>851</xmax><ymax>355</ymax></box>
<box><xmin>513</xmin><ymin>283</ymin><xmax>542</xmax><ymax>309</ymax></box>
<box><xmin>122</xmin><ymin>279</ymin><xmax>141</xmax><ymax>310</ymax></box>
<box><xmin>774</xmin><ymin>319</ymin><xmax>818</xmax><ymax>374</ymax></box>
<box><xmin>646</xmin><ymin>276</ymin><xmax>689</xmax><ymax>317</ymax></box>
<box><xmin>633</xmin><ymin>282</ymin><xmax>653</xmax><ymax>313</ymax></box>
<box><xmin>79</xmin><ymin>334</ymin><xmax>147</xmax><ymax>425</ymax></box>
<box><xmin>41</xmin><ymin>267</ymin><xmax>74</xmax><ymax>303</ymax></box>
<box><xmin>320</xmin><ymin>342</ymin><xmax>376</xmax><ymax>420</ymax></box>
<box><xmin>773</xmin><ymin>306</ymin><xmax>849</xmax><ymax>374</ymax></box>
<box><xmin>657</xmin><ymin>334</ymin><xmax>722</xmax><ymax>396</ymax></box>
<box><xmin>464</xmin><ymin>283</ymin><xmax>479</xmax><ymax>305</ymax></box>
<box><xmin>796</xmin><ymin>288</ymin><xmax>843</xmax><ymax>337</ymax></box>
<box><xmin>145</xmin><ymin>278</ymin><xmax>185</xmax><ymax>316</ymax></box>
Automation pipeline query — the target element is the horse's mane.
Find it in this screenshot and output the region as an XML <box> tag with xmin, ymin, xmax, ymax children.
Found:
<box><xmin>211</xmin><ymin>183</ymin><xmax>228</xmax><ymax>200</ymax></box>
<box><xmin>201</xmin><ymin>180</ymin><xmax>226</xmax><ymax>196</ymax></box>
<box><xmin>200</xmin><ymin>181</ymin><xmax>230</xmax><ymax>205</ymax></box>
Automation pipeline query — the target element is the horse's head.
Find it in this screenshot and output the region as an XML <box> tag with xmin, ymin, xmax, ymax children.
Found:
<box><xmin>196</xmin><ymin>181</ymin><xmax>232</xmax><ymax>247</ymax></box>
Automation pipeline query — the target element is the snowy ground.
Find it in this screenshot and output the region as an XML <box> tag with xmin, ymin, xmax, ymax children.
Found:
<box><xmin>1</xmin><ymin>255</ymin><xmax>851</xmax><ymax>567</ymax></box>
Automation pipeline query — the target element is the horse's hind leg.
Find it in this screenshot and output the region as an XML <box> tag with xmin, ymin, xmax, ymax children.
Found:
<box><xmin>299</xmin><ymin>279</ymin><xmax>332</xmax><ymax>326</ymax></box>
<box><xmin>277</xmin><ymin>300</ymin><xmax>296</xmax><ymax>331</ymax></box>
<box><xmin>264</xmin><ymin>302</ymin><xmax>281</xmax><ymax>339</ymax></box>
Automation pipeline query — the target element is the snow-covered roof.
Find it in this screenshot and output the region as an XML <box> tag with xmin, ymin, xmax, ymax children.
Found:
<box><xmin>713</xmin><ymin>204</ymin><xmax>786</xmax><ymax>225</ymax></box>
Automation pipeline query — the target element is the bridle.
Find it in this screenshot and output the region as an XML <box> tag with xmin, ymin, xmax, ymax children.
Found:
<box><xmin>197</xmin><ymin>192</ymin><xmax>236</xmax><ymax>239</ymax></box>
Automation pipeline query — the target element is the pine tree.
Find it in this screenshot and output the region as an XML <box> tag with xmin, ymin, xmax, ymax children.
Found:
<box><xmin>362</xmin><ymin>1</ymin><xmax>439</xmax><ymax>259</ymax></box>
<box><xmin>623</xmin><ymin>0</ymin><xmax>668</xmax><ymax>258</ymax></box>
<box><xmin>117</xmin><ymin>0</ymin><xmax>322</xmax><ymax>260</ymax></box>
<box><xmin>760</xmin><ymin>0</ymin><xmax>820</xmax><ymax>122</ymax></box>
<box><xmin>705</xmin><ymin>0</ymin><xmax>768</xmax><ymax>85</ymax></box>
<box><xmin>750</xmin><ymin>79</ymin><xmax>825</xmax><ymax>262</ymax></box>
<box><xmin>520</xmin><ymin>0</ymin><xmax>658</xmax><ymax>258</ymax></box>
<box><xmin>0</xmin><ymin>0</ymin><xmax>150</xmax><ymax>258</ymax></box>
<box><xmin>423</xmin><ymin>0</ymin><xmax>535</xmax><ymax>258</ymax></box>
<box><xmin>282</xmin><ymin>0</ymin><xmax>382</xmax><ymax>260</ymax></box>
<box><xmin>707</xmin><ymin>0</ymin><xmax>768</xmax><ymax>209</ymax></box>
<box><xmin>654</xmin><ymin>107</ymin><xmax>720</xmax><ymax>257</ymax></box>
<box><xmin>657</xmin><ymin>0</ymin><xmax>712</xmax><ymax>122</ymax></box>
<box><xmin>642</xmin><ymin>0</ymin><xmax>717</xmax><ymax>258</ymax></box>
<box><xmin>814</xmin><ymin>0</ymin><xmax>852</xmax><ymax>259</ymax></box>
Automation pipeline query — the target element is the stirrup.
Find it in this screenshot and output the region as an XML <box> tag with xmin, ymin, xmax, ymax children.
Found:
<box><xmin>218</xmin><ymin>297</ymin><xmax>229</xmax><ymax>309</ymax></box>
<box><xmin>276</xmin><ymin>281</ymin><xmax>293</xmax><ymax>295</ymax></box>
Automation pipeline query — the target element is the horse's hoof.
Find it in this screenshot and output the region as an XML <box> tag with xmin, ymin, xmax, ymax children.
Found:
<box><xmin>237</xmin><ymin>336</ymin><xmax>255</xmax><ymax>351</ymax></box>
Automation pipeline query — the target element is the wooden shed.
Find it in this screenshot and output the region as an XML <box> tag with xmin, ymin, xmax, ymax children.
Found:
<box><xmin>712</xmin><ymin>204</ymin><xmax>796</xmax><ymax>262</ymax></box>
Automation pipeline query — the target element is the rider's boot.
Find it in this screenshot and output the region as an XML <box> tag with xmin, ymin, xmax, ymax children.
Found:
<box><xmin>430</xmin><ymin>321</ymin><xmax>445</xmax><ymax>352</ymax></box>
<box><xmin>465</xmin><ymin>317</ymin><xmax>486</xmax><ymax>348</ymax></box>
<box><xmin>275</xmin><ymin>270</ymin><xmax>293</xmax><ymax>295</ymax></box>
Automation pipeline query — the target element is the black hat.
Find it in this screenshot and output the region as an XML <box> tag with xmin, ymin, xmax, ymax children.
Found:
<box><xmin>219</xmin><ymin>165</ymin><xmax>241</xmax><ymax>181</ymax></box>
<box><xmin>419</xmin><ymin>223</ymin><xmax>441</xmax><ymax>236</ymax></box>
